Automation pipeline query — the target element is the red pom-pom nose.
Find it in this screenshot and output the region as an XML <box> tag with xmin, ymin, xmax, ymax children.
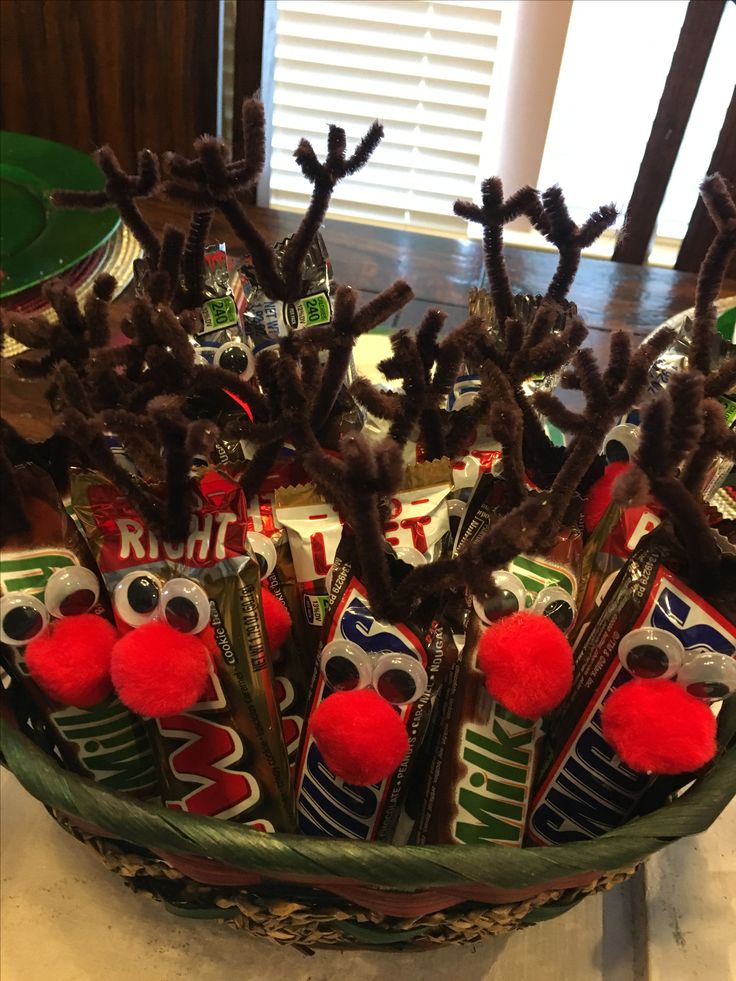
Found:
<box><xmin>601</xmin><ymin>679</ymin><xmax>717</xmax><ymax>774</ymax></box>
<box><xmin>309</xmin><ymin>689</ymin><xmax>410</xmax><ymax>786</ymax></box>
<box><xmin>261</xmin><ymin>587</ymin><xmax>292</xmax><ymax>652</ymax></box>
<box><xmin>477</xmin><ymin>611</ymin><xmax>573</xmax><ymax>718</ymax></box>
<box><xmin>110</xmin><ymin>620</ymin><xmax>212</xmax><ymax>717</ymax></box>
<box><xmin>25</xmin><ymin>614</ymin><xmax>117</xmax><ymax>707</ymax></box>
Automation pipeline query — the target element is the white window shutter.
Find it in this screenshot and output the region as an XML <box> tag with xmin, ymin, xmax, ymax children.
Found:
<box><xmin>267</xmin><ymin>0</ymin><xmax>508</xmax><ymax>236</ymax></box>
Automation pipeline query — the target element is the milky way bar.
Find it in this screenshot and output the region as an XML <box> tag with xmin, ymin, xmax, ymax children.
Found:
<box><xmin>0</xmin><ymin>465</ymin><xmax>159</xmax><ymax>797</ymax></box>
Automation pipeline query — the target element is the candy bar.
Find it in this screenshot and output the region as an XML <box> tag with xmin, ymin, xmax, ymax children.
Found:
<box><xmin>71</xmin><ymin>467</ymin><xmax>294</xmax><ymax>829</ymax></box>
<box><xmin>294</xmin><ymin>533</ymin><xmax>459</xmax><ymax>841</ymax></box>
<box><xmin>0</xmin><ymin>465</ymin><xmax>159</xmax><ymax>797</ymax></box>
<box><xmin>246</xmin><ymin>473</ymin><xmax>312</xmax><ymax>769</ymax></box>
<box><xmin>414</xmin><ymin>474</ymin><xmax>582</xmax><ymax>846</ymax></box>
<box><xmin>193</xmin><ymin>244</ymin><xmax>255</xmax><ymax>380</ymax></box>
<box><xmin>240</xmin><ymin>234</ymin><xmax>334</xmax><ymax>354</ymax></box>
<box><xmin>527</xmin><ymin>542</ymin><xmax>736</xmax><ymax>846</ymax></box>
<box><xmin>275</xmin><ymin>483</ymin><xmax>343</xmax><ymax>634</ymax></box>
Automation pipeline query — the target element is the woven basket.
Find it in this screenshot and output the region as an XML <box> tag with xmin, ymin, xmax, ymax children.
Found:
<box><xmin>2</xmin><ymin>695</ymin><xmax>735</xmax><ymax>952</ymax></box>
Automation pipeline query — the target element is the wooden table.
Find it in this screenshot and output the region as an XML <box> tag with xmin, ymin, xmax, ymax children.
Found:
<box><xmin>3</xmin><ymin>199</ymin><xmax>735</xmax><ymax>441</ymax></box>
<box><xmin>2</xmin><ymin>207</ymin><xmax>735</xmax><ymax>980</ymax></box>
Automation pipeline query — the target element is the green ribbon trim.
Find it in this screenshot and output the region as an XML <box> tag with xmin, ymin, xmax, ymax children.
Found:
<box><xmin>3</xmin><ymin>702</ymin><xmax>735</xmax><ymax>892</ymax></box>
<box><xmin>330</xmin><ymin>920</ymin><xmax>429</xmax><ymax>945</ymax></box>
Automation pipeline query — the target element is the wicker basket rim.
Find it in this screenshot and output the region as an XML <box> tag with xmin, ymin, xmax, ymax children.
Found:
<box><xmin>2</xmin><ymin>700</ymin><xmax>735</xmax><ymax>893</ymax></box>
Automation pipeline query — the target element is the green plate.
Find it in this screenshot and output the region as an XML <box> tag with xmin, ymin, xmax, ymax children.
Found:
<box><xmin>0</xmin><ymin>131</ymin><xmax>120</xmax><ymax>299</ymax></box>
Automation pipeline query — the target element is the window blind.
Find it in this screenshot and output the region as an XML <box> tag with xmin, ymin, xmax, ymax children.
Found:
<box><xmin>267</xmin><ymin>0</ymin><xmax>508</xmax><ymax>236</ymax></box>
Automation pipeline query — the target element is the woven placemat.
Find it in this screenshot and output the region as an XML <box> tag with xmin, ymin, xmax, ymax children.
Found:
<box><xmin>1</xmin><ymin>225</ymin><xmax>139</xmax><ymax>358</ymax></box>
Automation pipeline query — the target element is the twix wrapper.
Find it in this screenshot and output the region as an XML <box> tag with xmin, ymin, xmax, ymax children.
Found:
<box><xmin>71</xmin><ymin>467</ymin><xmax>294</xmax><ymax>830</ymax></box>
<box><xmin>240</xmin><ymin>234</ymin><xmax>334</xmax><ymax>354</ymax></box>
<box><xmin>414</xmin><ymin>476</ymin><xmax>583</xmax><ymax>846</ymax></box>
<box><xmin>0</xmin><ymin>465</ymin><xmax>159</xmax><ymax>797</ymax></box>
<box><xmin>294</xmin><ymin>532</ymin><xmax>460</xmax><ymax>841</ymax></box>
<box><xmin>275</xmin><ymin>483</ymin><xmax>343</xmax><ymax>637</ymax></box>
<box><xmin>384</xmin><ymin>460</ymin><xmax>453</xmax><ymax>562</ymax></box>
<box><xmin>527</xmin><ymin>541</ymin><xmax>735</xmax><ymax>846</ymax></box>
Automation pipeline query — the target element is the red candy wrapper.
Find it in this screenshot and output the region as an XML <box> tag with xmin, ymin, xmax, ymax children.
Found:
<box><xmin>71</xmin><ymin>467</ymin><xmax>295</xmax><ymax>829</ymax></box>
<box><xmin>0</xmin><ymin>465</ymin><xmax>159</xmax><ymax>797</ymax></box>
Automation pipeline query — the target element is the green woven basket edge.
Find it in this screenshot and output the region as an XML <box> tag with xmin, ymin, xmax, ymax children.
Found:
<box><xmin>2</xmin><ymin>701</ymin><xmax>735</xmax><ymax>893</ymax></box>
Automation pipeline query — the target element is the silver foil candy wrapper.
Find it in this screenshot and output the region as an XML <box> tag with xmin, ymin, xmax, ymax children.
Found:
<box><xmin>239</xmin><ymin>233</ymin><xmax>335</xmax><ymax>354</ymax></box>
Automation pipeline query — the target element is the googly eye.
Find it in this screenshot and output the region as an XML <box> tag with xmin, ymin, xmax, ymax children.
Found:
<box><xmin>451</xmin><ymin>390</ymin><xmax>478</xmax><ymax>412</ymax></box>
<box><xmin>472</xmin><ymin>571</ymin><xmax>527</xmax><ymax>625</ymax></box>
<box><xmin>676</xmin><ymin>652</ymin><xmax>736</xmax><ymax>702</ymax></box>
<box><xmin>532</xmin><ymin>586</ymin><xmax>577</xmax><ymax>633</ymax></box>
<box><xmin>214</xmin><ymin>340</ymin><xmax>255</xmax><ymax>380</ymax></box>
<box><xmin>160</xmin><ymin>579</ymin><xmax>211</xmax><ymax>634</ymax></box>
<box><xmin>249</xmin><ymin>532</ymin><xmax>277</xmax><ymax>579</ymax></box>
<box><xmin>447</xmin><ymin>498</ymin><xmax>467</xmax><ymax>536</ymax></box>
<box><xmin>190</xmin><ymin>340</ymin><xmax>208</xmax><ymax>366</ymax></box>
<box><xmin>114</xmin><ymin>572</ymin><xmax>163</xmax><ymax>627</ymax></box>
<box><xmin>320</xmin><ymin>640</ymin><xmax>372</xmax><ymax>692</ymax></box>
<box><xmin>44</xmin><ymin>567</ymin><xmax>100</xmax><ymax>618</ymax></box>
<box><xmin>394</xmin><ymin>546</ymin><xmax>427</xmax><ymax>568</ymax></box>
<box><xmin>604</xmin><ymin>423</ymin><xmax>640</xmax><ymax>463</ymax></box>
<box><xmin>0</xmin><ymin>593</ymin><xmax>49</xmax><ymax>646</ymax></box>
<box><xmin>618</xmin><ymin>627</ymin><xmax>684</xmax><ymax>680</ymax></box>
<box><xmin>373</xmin><ymin>651</ymin><xmax>428</xmax><ymax>705</ymax></box>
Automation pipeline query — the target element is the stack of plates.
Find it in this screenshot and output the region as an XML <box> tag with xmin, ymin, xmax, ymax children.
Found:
<box><xmin>0</xmin><ymin>132</ymin><xmax>139</xmax><ymax>358</ymax></box>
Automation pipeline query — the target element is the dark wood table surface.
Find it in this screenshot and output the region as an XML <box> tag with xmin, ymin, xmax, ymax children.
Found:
<box><xmin>3</xmin><ymin>198</ymin><xmax>735</xmax><ymax>440</ymax></box>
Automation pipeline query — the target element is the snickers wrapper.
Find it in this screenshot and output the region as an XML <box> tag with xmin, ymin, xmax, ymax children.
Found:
<box><xmin>0</xmin><ymin>465</ymin><xmax>159</xmax><ymax>798</ymax></box>
<box><xmin>527</xmin><ymin>542</ymin><xmax>736</xmax><ymax>846</ymax></box>
<box><xmin>71</xmin><ymin>467</ymin><xmax>294</xmax><ymax>830</ymax></box>
<box><xmin>294</xmin><ymin>534</ymin><xmax>459</xmax><ymax>842</ymax></box>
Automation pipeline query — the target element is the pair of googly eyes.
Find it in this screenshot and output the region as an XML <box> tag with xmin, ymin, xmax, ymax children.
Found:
<box><xmin>1</xmin><ymin>568</ymin><xmax>101</xmax><ymax>647</ymax></box>
<box><xmin>320</xmin><ymin>640</ymin><xmax>428</xmax><ymax>706</ymax></box>
<box><xmin>114</xmin><ymin>572</ymin><xmax>210</xmax><ymax>634</ymax></box>
<box><xmin>619</xmin><ymin>628</ymin><xmax>736</xmax><ymax>702</ymax></box>
<box><xmin>472</xmin><ymin>571</ymin><xmax>577</xmax><ymax>632</ymax></box>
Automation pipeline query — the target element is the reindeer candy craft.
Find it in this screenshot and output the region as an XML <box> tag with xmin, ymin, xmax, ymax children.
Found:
<box><xmin>1</xmin><ymin>99</ymin><xmax>734</xmax><ymax>853</ymax></box>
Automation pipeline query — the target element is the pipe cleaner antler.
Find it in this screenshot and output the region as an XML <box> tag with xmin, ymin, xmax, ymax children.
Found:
<box><xmin>452</xmin><ymin>180</ymin><xmax>614</xmax><ymax>483</ymax></box>
<box><xmin>260</xmin><ymin>350</ymin><xmax>405</xmax><ymax>619</ymax></box>
<box><xmin>53</xmin><ymin>147</ymin><xmax>161</xmax><ymax>262</ymax></box>
<box><xmin>532</xmin><ymin>328</ymin><xmax>675</xmax><ymax>548</ymax></box>
<box><xmin>349</xmin><ymin>312</ymin><xmax>484</xmax><ymax>460</ymax></box>
<box><xmin>612</xmin><ymin>373</ymin><xmax>733</xmax><ymax>588</ymax></box>
<box><xmin>528</xmin><ymin>185</ymin><xmax>618</xmax><ymax>305</ymax></box>
<box><xmin>238</xmin><ymin>280</ymin><xmax>415</xmax><ymax>497</ymax></box>
<box><xmin>688</xmin><ymin>174</ymin><xmax>736</xmax><ymax>377</ymax></box>
<box><xmin>7</xmin><ymin>275</ymin><xmax>116</xmax><ymax>383</ymax></box>
<box><xmin>612</xmin><ymin>174</ymin><xmax>736</xmax><ymax>570</ymax></box>
<box><xmin>52</xmin><ymin>144</ymin><xmax>212</xmax><ymax>311</ymax></box>
<box><xmin>163</xmin><ymin>99</ymin><xmax>384</xmax><ymax>302</ymax></box>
